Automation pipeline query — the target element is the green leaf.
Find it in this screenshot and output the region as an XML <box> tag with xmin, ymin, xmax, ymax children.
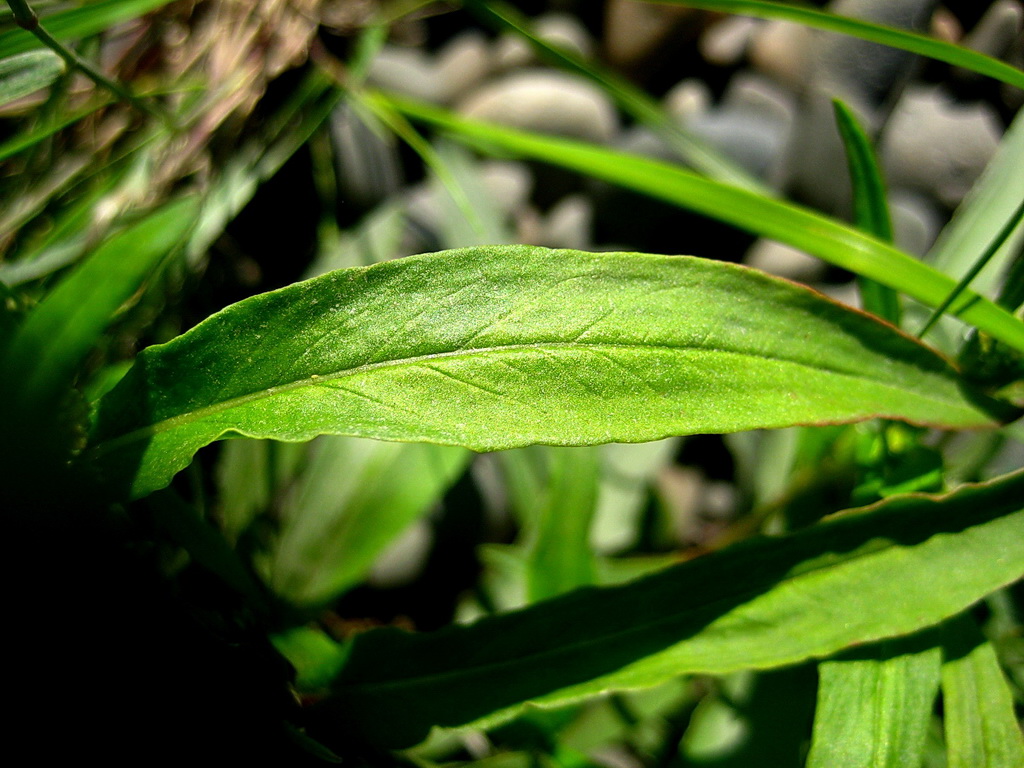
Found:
<box><xmin>87</xmin><ymin>246</ymin><xmax>1002</xmax><ymax>500</ymax></box>
<box><xmin>0</xmin><ymin>196</ymin><xmax>198</xmax><ymax>502</ymax></box>
<box><xmin>832</xmin><ymin>98</ymin><xmax>900</xmax><ymax>326</ymax></box>
<box><xmin>0</xmin><ymin>0</ymin><xmax>176</xmax><ymax>59</ymax></box>
<box><xmin>320</xmin><ymin>470</ymin><xmax>1024</xmax><ymax>748</ymax></box>
<box><xmin>941</xmin><ymin>614</ymin><xmax>1024</xmax><ymax>768</ymax></box>
<box><xmin>927</xmin><ymin>108</ymin><xmax>1024</xmax><ymax>298</ymax></box>
<box><xmin>2</xmin><ymin>196</ymin><xmax>199</xmax><ymax>413</ymax></box>
<box><xmin>807</xmin><ymin>634</ymin><xmax>942</xmax><ymax>768</ymax></box>
<box><xmin>648</xmin><ymin>0</ymin><xmax>1024</xmax><ymax>91</ymax></box>
<box><xmin>381</xmin><ymin>94</ymin><xmax>1024</xmax><ymax>355</ymax></box>
<box><xmin>0</xmin><ymin>50</ymin><xmax>64</xmax><ymax>106</ymax></box>
<box><xmin>522</xmin><ymin>447</ymin><xmax>600</xmax><ymax>602</ymax></box>
<box><xmin>267</xmin><ymin>436</ymin><xmax>469</xmax><ymax>606</ymax></box>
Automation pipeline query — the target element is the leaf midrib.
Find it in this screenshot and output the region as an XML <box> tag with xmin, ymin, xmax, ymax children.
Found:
<box><xmin>90</xmin><ymin>338</ymin><xmax>965</xmax><ymax>458</ymax></box>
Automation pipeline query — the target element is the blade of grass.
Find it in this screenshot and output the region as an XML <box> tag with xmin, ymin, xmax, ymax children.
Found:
<box><xmin>941</xmin><ymin>614</ymin><xmax>1024</xmax><ymax>768</ymax></box>
<box><xmin>807</xmin><ymin>634</ymin><xmax>942</xmax><ymax>768</ymax></box>
<box><xmin>5</xmin><ymin>0</ymin><xmax>177</xmax><ymax>126</ymax></box>
<box><xmin>0</xmin><ymin>48</ymin><xmax>63</xmax><ymax>106</ymax></box>
<box><xmin>927</xmin><ymin>109</ymin><xmax>1024</xmax><ymax>299</ymax></box>
<box><xmin>918</xmin><ymin>198</ymin><xmax>1024</xmax><ymax>340</ymax></box>
<box><xmin>379</xmin><ymin>92</ymin><xmax>1024</xmax><ymax>355</ymax></box>
<box><xmin>647</xmin><ymin>0</ymin><xmax>1024</xmax><ymax>91</ymax></box>
<box><xmin>461</xmin><ymin>0</ymin><xmax>767</xmax><ymax>193</ymax></box>
<box><xmin>0</xmin><ymin>95</ymin><xmax>111</xmax><ymax>162</ymax></box>
<box><xmin>0</xmin><ymin>0</ymin><xmax>175</xmax><ymax>58</ymax></box>
<box><xmin>833</xmin><ymin>98</ymin><xmax>900</xmax><ymax>326</ymax></box>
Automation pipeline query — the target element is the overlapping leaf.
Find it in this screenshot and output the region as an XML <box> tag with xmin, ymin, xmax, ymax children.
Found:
<box><xmin>87</xmin><ymin>245</ymin><xmax>1004</xmax><ymax>500</ymax></box>
<box><xmin>319</xmin><ymin>470</ymin><xmax>1024</xmax><ymax>748</ymax></box>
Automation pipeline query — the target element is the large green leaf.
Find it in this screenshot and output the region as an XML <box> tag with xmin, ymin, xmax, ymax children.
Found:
<box><xmin>649</xmin><ymin>1</ymin><xmax>1024</xmax><ymax>91</ymax></box>
<box><xmin>941</xmin><ymin>615</ymin><xmax>1024</xmax><ymax>768</ymax></box>
<box><xmin>87</xmin><ymin>246</ymin><xmax>1002</xmax><ymax>500</ymax></box>
<box><xmin>381</xmin><ymin>95</ymin><xmax>1024</xmax><ymax>355</ymax></box>
<box><xmin>318</xmin><ymin>470</ymin><xmax>1024</xmax><ymax>748</ymax></box>
<box><xmin>807</xmin><ymin>634</ymin><xmax>942</xmax><ymax>768</ymax></box>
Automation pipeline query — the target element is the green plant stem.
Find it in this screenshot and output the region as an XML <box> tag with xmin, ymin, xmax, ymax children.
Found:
<box><xmin>6</xmin><ymin>0</ymin><xmax>177</xmax><ymax>128</ymax></box>
<box><xmin>918</xmin><ymin>197</ymin><xmax>1024</xmax><ymax>340</ymax></box>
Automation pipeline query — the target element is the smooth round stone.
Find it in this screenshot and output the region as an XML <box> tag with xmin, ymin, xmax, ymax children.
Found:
<box><xmin>433</xmin><ymin>30</ymin><xmax>493</xmax><ymax>105</ymax></box>
<box><xmin>493</xmin><ymin>13</ymin><xmax>595</xmax><ymax>69</ymax></box>
<box><xmin>366</xmin><ymin>45</ymin><xmax>443</xmax><ymax>102</ymax></box>
<box><xmin>700</xmin><ymin>15</ymin><xmax>760</xmax><ymax>66</ymax></box>
<box><xmin>745</xmin><ymin>239</ymin><xmax>827</xmax><ymax>282</ymax></box>
<box><xmin>749</xmin><ymin>20</ymin><xmax>814</xmax><ymax>91</ymax></box>
<box><xmin>664</xmin><ymin>78</ymin><xmax>712</xmax><ymax>125</ymax></box>
<box><xmin>540</xmin><ymin>194</ymin><xmax>593</xmax><ymax>250</ymax></box>
<box><xmin>604</xmin><ymin>0</ymin><xmax>703</xmax><ymax>69</ymax></box>
<box><xmin>458</xmin><ymin>70</ymin><xmax>619</xmax><ymax>144</ymax></box>
<box><xmin>478</xmin><ymin>161</ymin><xmax>533</xmax><ymax>215</ymax></box>
<box><xmin>889</xmin><ymin>190</ymin><xmax>942</xmax><ymax>255</ymax></box>
<box><xmin>881</xmin><ymin>86</ymin><xmax>1003</xmax><ymax>208</ymax></box>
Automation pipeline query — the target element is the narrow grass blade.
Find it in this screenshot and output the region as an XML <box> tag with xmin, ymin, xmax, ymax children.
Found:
<box><xmin>0</xmin><ymin>0</ymin><xmax>176</xmax><ymax>59</ymax></box>
<box><xmin>0</xmin><ymin>49</ymin><xmax>63</xmax><ymax>106</ymax></box>
<box><xmin>523</xmin><ymin>447</ymin><xmax>600</xmax><ymax>602</ymax></box>
<box><xmin>647</xmin><ymin>0</ymin><xmax>1024</xmax><ymax>90</ymax></box>
<box><xmin>320</xmin><ymin>470</ymin><xmax>1024</xmax><ymax>748</ymax></box>
<box><xmin>919</xmin><ymin>198</ymin><xmax>1024</xmax><ymax>340</ymax></box>
<box><xmin>268</xmin><ymin>437</ymin><xmax>469</xmax><ymax>606</ymax></box>
<box><xmin>461</xmin><ymin>0</ymin><xmax>767</xmax><ymax>192</ymax></box>
<box><xmin>927</xmin><ymin>109</ymin><xmax>1024</xmax><ymax>299</ymax></box>
<box><xmin>807</xmin><ymin>635</ymin><xmax>942</xmax><ymax>768</ymax></box>
<box><xmin>941</xmin><ymin>615</ymin><xmax>1024</xmax><ymax>768</ymax></box>
<box><xmin>833</xmin><ymin>98</ymin><xmax>900</xmax><ymax>326</ymax></box>
<box><xmin>381</xmin><ymin>93</ymin><xmax>1024</xmax><ymax>354</ymax></box>
<box><xmin>0</xmin><ymin>96</ymin><xmax>111</xmax><ymax>163</ymax></box>
<box><xmin>2</xmin><ymin>196</ymin><xmax>199</xmax><ymax>412</ymax></box>
<box><xmin>86</xmin><ymin>246</ymin><xmax>1004</xmax><ymax>500</ymax></box>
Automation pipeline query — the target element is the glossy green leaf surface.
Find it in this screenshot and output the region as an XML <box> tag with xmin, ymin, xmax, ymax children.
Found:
<box><xmin>88</xmin><ymin>246</ymin><xmax>1001</xmax><ymax>500</ymax></box>
<box><xmin>321</xmin><ymin>471</ymin><xmax>1024</xmax><ymax>748</ymax></box>
<box><xmin>0</xmin><ymin>0</ymin><xmax>175</xmax><ymax>59</ymax></box>
<box><xmin>649</xmin><ymin>0</ymin><xmax>1024</xmax><ymax>90</ymax></box>
<box><xmin>807</xmin><ymin>636</ymin><xmax>942</xmax><ymax>768</ymax></box>
<box><xmin>382</xmin><ymin>95</ymin><xmax>1024</xmax><ymax>354</ymax></box>
<box><xmin>941</xmin><ymin>616</ymin><xmax>1024</xmax><ymax>768</ymax></box>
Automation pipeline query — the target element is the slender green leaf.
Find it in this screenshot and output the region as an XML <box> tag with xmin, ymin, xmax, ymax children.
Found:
<box><xmin>1</xmin><ymin>196</ymin><xmax>199</xmax><ymax>413</ymax></box>
<box><xmin>833</xmin><ymin>98</ymin><xmax>900</xmax><ymax>326</ymax></box>
<box><xmin>380</xmin><ymin>94</ymin><xmax>1024</xmax><ymax>355</ymax></box>
<box><xmin>647</xmin><ymin>0</ymin><xmax>1024</xmax><ymax>90</ymax></box>
<box><xmin>268</xmin><ymin>436</ymin><xmax>469</xmax><ymax>606</ymax></box>
<box><xmin>919</xmin><ymin>199</ymin><xmax>1024</xmax><ymax>340</ymax></box>
<box><xmin>87</xmin><ymin>246</ymin><xmax>1003</xmax><ymax>500</ymax></box>
<box><xmin>0</xmin><ymin>49</ymin><xmax>64</xmax><ymax>106</ymax></box>
<box><xmin>927</xmin><ymin>108</ymin><xmax>1024</xmax><ymax>297</ymax></box>
<box><xmin>0</xmin><ymin>0</ymin><xmax>176</xmax><ymax>59</ymax></box>
<box><xmin>461</xmin><ymin>0</ymin><xmax>766</xmax><ymax>192</ymax></box>
<box><xmin>941</xmin><ymin>615</ymin><xmax>1024</xmax><ymax>768</ymax></box>
<box><xmin>0</xmin><ymin>96</ymin><xmax>110</xmax><ymax>164</ymax></box>
<box><xmin>807</xmin><ymin>635</ymin><xmax>942</xmax><ymax>768</ymax></box>
<box><xmin>524</xmin><ymin>446</ymin><xmax>600</xmax><ymax>602</ymax></box>
<box><xmin>319</xmin><ymin>470</ymin><xmax>1024</xmax><ymax>748</ymax></box>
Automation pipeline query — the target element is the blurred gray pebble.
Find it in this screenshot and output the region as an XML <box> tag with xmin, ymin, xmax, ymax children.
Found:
<box><xmin>882</xmin><ymin>86</ymin><xmax>1003</xmax><ymax>208</ymax></box>
<box><xmin>457</xmin><ymin>70</ymin><xmax>619</xmax><ymax>144</ymax></box>
<box><xmin>494</xmin><ymin>13</ymin><xmax>595</xmax><ymax>70</ymax></box>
